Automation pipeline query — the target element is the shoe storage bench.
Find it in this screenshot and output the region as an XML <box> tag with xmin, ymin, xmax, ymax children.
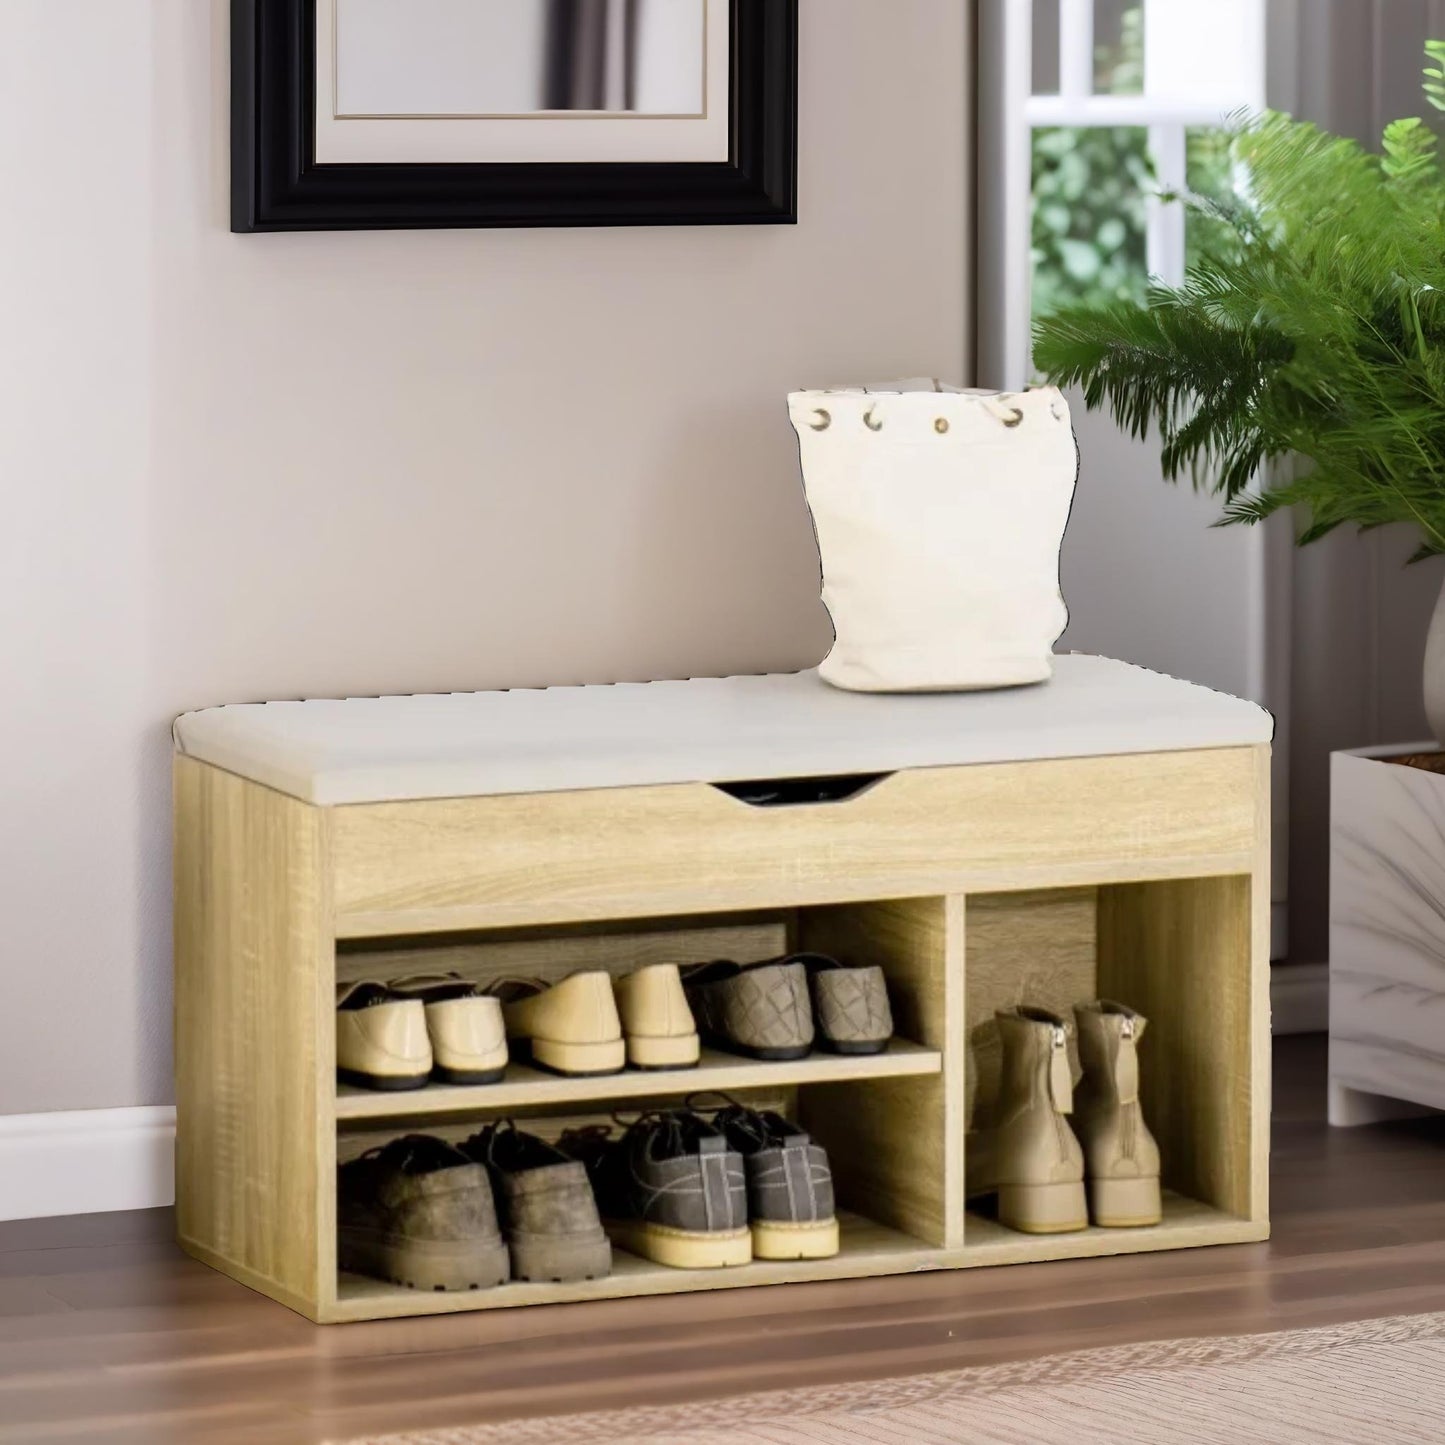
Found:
<box><xmin>173</xmin><ymin>657</ymin><xmax>1273</xmax><ymax>1323</ymax></box>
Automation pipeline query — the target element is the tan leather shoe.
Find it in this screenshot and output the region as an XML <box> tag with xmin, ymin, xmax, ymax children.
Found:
<box><xmin>967</xmin><ymin>1006</ymin><xmax>1087</xmax><ymax>1234</ymax></box>
<box><xmin>1074</xmin><ymin>1001</ymin><xmax>1162</xmax><ymax>1227</ymax></box>
<box><xmin>387</xmin><ymin>974</ymin><xmax>509</xmax><ymax>1085</ymax></box>
<box><xmin>491</xmin><ymin>972</ymin><xmax>625</xmax><ymax>1077</ymax></box>
<box><xmin>335</xmin><ymin>982</ymin><xmax>432</xmax><ymax>1091</ymax></box>
<box><xmin>613</xmin><ymin>964</ymin><xmax>700</xmax><ymax>1070</ymax></box>
<box><xmin>338</xmin><ymin>1134</ymin><xmax>509</xmax><ymax>1291</ymax></box>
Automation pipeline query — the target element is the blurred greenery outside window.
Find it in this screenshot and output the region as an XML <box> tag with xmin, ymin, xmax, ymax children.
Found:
<box><xmin>1031</xmin><ymin>126</ymin><xmax>1152</xmax><ymax>321</ymax></box>
<box><xmin>1092</xmin><ymin>0</ymin><xmax>1143</xmax><ymax>93</ymax></box>
<box><xmin>1029</xmin><ymin>2</ymin><xmax>1241</xmax><ymax>324</ymax></box>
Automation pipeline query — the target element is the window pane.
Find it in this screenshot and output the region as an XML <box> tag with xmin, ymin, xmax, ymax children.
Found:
<box><xmin>1184</xmin><ymin>126</ymin><xmax>1244</xmax><ymax>272</ymax></box>
<box><xmin>1143</xmin><ymin>0</ymin><xmax>1265</xmax><ymax>109</ymax></box>
<box><xmin>1032</xmin><ymin>0</ymin><xmax>1060</xmax><ymax>96</ymax></box>
<box><xmin>1093</xmin><ymin>0</ymin><xmax>1143</xmax><ymax>95</ymax></box>
<box><xmin>1031</xmin><ymin>126</ymin><xmax>1152</xmax><ymax>322</ymax></box>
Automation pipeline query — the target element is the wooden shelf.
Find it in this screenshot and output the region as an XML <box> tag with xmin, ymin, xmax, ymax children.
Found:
<box><xmin>334</xmin><ymin>1040</ymin><xmax>942</xmax><ymax>1123</ymax></box>
<box><xmin>327</xmin><ymin>1195</ymin><xmax>1267</xmax><ymax>1323</ymax></box>
<box><xmin>330</xmin><ymin>1211</ymin><xmax>934</xmax><ymax>1322</ymax></box>
<box><xmin>963</xmin><ymin>1191</ymin><xmax>1265</xmax><ymax>1266</ymax></box>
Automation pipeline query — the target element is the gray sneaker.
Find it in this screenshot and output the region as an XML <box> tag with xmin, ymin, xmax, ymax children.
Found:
<box><xmin>337</xmin><ymin>1135</ymin><xmax>510</xmax><ymax>1292</ymax></box>
<box><xmin>559</xmin><ymin>1112</ymin><xmax>750</xmax><ymax>1269</ymax></box>
<box><xmin>681</xmin><ymin>959</ymin><xmax>814</xmax><ymax>1061</ymax></box>
<box><xmin>711</xmin><ymin>1101</ymin><xmax>839</xmax><ymax>1259</ymax></box>
<box><xmin>463</xmin><ymin>1122</ymin><xmax>612</xmax><ymax>1283</ymax></box>
<box><xmin>800</xmin><ymin>953</ymin><xmax>894</xmax><ymax>1055</ymax></box>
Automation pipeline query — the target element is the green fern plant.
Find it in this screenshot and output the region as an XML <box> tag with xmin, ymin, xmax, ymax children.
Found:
<box><xmin>1032</xmin><ymin>45</ymin><xmax>1445</xmax><ymax>559</ymax></box>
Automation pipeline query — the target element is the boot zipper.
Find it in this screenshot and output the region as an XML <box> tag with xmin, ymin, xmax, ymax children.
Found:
<box><xmin>1048</xmin><ymin>1026</ymin><xmax>1073</xmax><ymax>1129</ymax></box>
<box><xmin>1117</xmin><ymin>1016</ymin><xmax>1139</xmax><ymax>1159</ymax></box>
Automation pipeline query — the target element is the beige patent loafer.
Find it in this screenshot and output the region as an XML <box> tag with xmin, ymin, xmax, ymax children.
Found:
<box><xmin>388</xmin><ymin>974</ymin><xmax>509</xmax><ymax>1085</ymax></box>
<box><xmin>336</xmin><ymin>981</ymin><xmax>432</xmax><ymax>1091</ymax></box>
<box><xmin>491</xmin><ymin>972</ymin><xmax>626</xmax><ymax>1077</ymax></box>
<box><xmin>613</xmin><ymin>964</ymin><xmax>700</xmax><ymax>1070</ymax></box>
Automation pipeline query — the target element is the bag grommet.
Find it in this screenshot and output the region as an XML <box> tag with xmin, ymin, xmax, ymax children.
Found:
<box><xmin>863</xmin><ymin>406</ymin><xmax>883</xmax><ymax>432</ymax></box>
<box><xmin>934</xmin><ymin>417</ymin><xmax>950</xmax><ymax>435</ymax></box>
<box><xmin>1002</xmin><ymin>408</ymin><xmax>1024</xmax><ymax>428</ymax></box>
<box><xmin>809</xmin><ymin>409</ymin><xmax>832</xmax><ymax>432</ymax></box>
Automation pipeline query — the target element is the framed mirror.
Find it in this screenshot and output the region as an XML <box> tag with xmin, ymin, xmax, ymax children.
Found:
<box><xmin>232</xmin><ymin>0</ymin><xmax>798</xmax><ymax>231</ymax></box>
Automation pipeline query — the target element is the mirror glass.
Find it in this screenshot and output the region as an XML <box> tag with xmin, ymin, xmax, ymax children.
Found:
<box><xmin>335</xmin><ymin>0</ymin><xmax>709</xmax><ymax>118</ymax></box>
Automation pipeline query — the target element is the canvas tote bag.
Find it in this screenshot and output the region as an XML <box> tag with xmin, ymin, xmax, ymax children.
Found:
<box><xmin>788</xmin><ymin>381</ymin><xmax>1078</xmax><ymax>693</ymax></box>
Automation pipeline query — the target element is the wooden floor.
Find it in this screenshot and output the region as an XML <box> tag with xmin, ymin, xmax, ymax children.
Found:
<box><xmin>3</xmin><ymin>1037</ymin><xmax>1444</xmax><ymax>1445</ymax></box>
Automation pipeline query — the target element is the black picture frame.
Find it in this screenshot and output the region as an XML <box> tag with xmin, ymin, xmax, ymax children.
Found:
<box><xmin>231</xmin><ymin>0</ymin><xmax>798</xmax><ymax>232</ymax></box>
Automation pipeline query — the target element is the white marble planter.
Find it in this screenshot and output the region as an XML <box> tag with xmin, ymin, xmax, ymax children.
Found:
<box><xmin>1330</xmin><ymin>744</ymin><xmax>1445</xmax><ymax>1126</ymax></box>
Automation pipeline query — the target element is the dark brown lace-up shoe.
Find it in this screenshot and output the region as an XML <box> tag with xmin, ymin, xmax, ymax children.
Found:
<box><xmin>559</xmin><ymin>1111</ymin><xmax>749</xmax><ymax>1268</ymax></box>
<box><xmin>463</xmin><ymin>1122</ymin><xmax>612</xmax><ymax>1283</ymax></box>
<box><xmin>709</xmin><ymin>1100</ymin><xmax>839</xmax><ymax>1259</ymax></box>
<box><xmin>337</xmin><ymin>1135</ymin><xmax>509</xmax><ymax>1291</ymax></box>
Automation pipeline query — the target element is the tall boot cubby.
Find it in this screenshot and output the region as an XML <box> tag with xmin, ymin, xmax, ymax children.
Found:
<box><xmin>964</xmin><ymin>879</ymin><xmax>1260</xmax><ymax>1262</ymax></box>
<box><xmin>173</xmin><ymin>659</ymin><xmax>1273</xmax><ymax>1322</ymax></box>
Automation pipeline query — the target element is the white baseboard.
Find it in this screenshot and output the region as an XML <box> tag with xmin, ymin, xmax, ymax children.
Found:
<box><xmin>0</xmin><ymin>962</ymin><xmax>1330</xmax><ymax>1223</ymax></box>
<box><xmin>1271</xmin><ymin>961</ymin><xmax>1328</xmax><ymax>1035</ymax></box>
<box><xmin>0</xmin><ymin>1105</ymin><xmax>175</xmax><ymax>1222</ymax></box>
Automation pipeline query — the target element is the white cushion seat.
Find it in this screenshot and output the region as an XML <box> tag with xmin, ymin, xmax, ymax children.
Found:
<box><xmin>171</xmin><ymin>655</ymin><xmax>1274</xmax><ymax>807</ymax></box>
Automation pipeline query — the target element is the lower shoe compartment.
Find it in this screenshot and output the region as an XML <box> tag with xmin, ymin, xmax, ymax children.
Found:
<box><xmin>332</xmin><ymin>1074</ymin><xmax>942</xmax><ymax>1318</ymax></box>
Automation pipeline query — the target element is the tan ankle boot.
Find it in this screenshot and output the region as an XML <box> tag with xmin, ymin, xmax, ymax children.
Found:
<box><xmin>1073</xmin><ymin>1001</ymin><xmax>1162</xmax><ymax>1228</ymax></box>
<box><xmin>968</xmin><ymin>1007</ymin><xmax>1087</xmax><ymax>1234</ymax></box>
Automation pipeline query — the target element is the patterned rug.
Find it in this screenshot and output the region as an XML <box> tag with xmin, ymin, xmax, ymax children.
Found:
<box><xmin>350</xmin><ymin>1310</ymin><xmax>1445</xmax><ymax>1444</ymax></box>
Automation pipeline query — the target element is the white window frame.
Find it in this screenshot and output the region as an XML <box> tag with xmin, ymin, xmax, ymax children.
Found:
<box><xmin>978</xmin><ymin>0</ymin><xmax>1267</xmax><ymax>386</ymax></box>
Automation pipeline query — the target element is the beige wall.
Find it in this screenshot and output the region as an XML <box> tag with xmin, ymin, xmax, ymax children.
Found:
<box><xmin>0</xmin><ymin>1</ymin><xmax>971</xmax><ymax>1114</ymax></box>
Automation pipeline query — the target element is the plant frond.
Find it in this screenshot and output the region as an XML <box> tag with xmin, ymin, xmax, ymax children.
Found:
<box><xmin>1383</xmin><ymin>117</ymin><xmax>1438</xmax><ymax>185</ymax></box>
<box><xmin>1031</xmin><ymin>51</ymin><xmax>1445</xmax><ymax>560</ymax></box>
<box><xmin>1426</xmin><ymin>40</ymin><xmax>1445</xmax><ymax>111</ymax></box>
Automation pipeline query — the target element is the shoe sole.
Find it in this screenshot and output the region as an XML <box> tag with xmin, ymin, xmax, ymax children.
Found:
<box><xmin>527</xmin><ymin>1036</ymin><xmax>627</xmax><ymax>1078</ymax></box>
<box><xmin>627</xmin><ymin>1032</ymin><xmax>701</xmax><ymax>1070</ymax></box>
<box><xmin>338</xmin><ymin>1225</ymin><xmax>510</xmax><ymax>1291</ymax></box>
<box><xmin>816</xmin><ymin>1038</ymin><xmax>890</xmax><ymax>1056</ymax></box>
<box><xmin>509</xmin><ymin>1231</ymin><xmax>614</xmax><ymax>1283</ymax></box>
<box><xmin>337</xmin><ymin>1067</ymin><xmax>431</xmax><ymax>1092</ymax></box>
<box><xmin>698</xmin><ymin>1033</ymin><xmax>812</xmax><ymax>1062</ymax></box>
<box><xmin>994</xmin><ymin>1181</ymin><xmax>1089</xmax><ymax>1234</ymax></box>
<box><xmin>605</xmin><ymin>1218</ymin><xmax>752</xmax><ymax>1269</ymax></box>
<box><xmin>430</xmin><ymin>1064</ymin><xmax>508</xmax><ymax>1086</ymax></box>
<box><xmin>1090</xmin><ymin>1176</ymin><xmax>1162</xmax><ymax>1228</ymax></box>
<box><xmin>751</xmin><ymin>1216</ymin><xmax>840</xmax><ymax>1260</ymax></box>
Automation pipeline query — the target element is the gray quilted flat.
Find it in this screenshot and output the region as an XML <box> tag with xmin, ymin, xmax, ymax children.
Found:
<box><xmin>681</xmin><ymin>960</ymin><xmax>814</xmax><ymax>1060</ymax></box>
<box><xmin>808</xmin><ymin>961</ymin><xmax>893</xmax><ymax>1054</ymax></box>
